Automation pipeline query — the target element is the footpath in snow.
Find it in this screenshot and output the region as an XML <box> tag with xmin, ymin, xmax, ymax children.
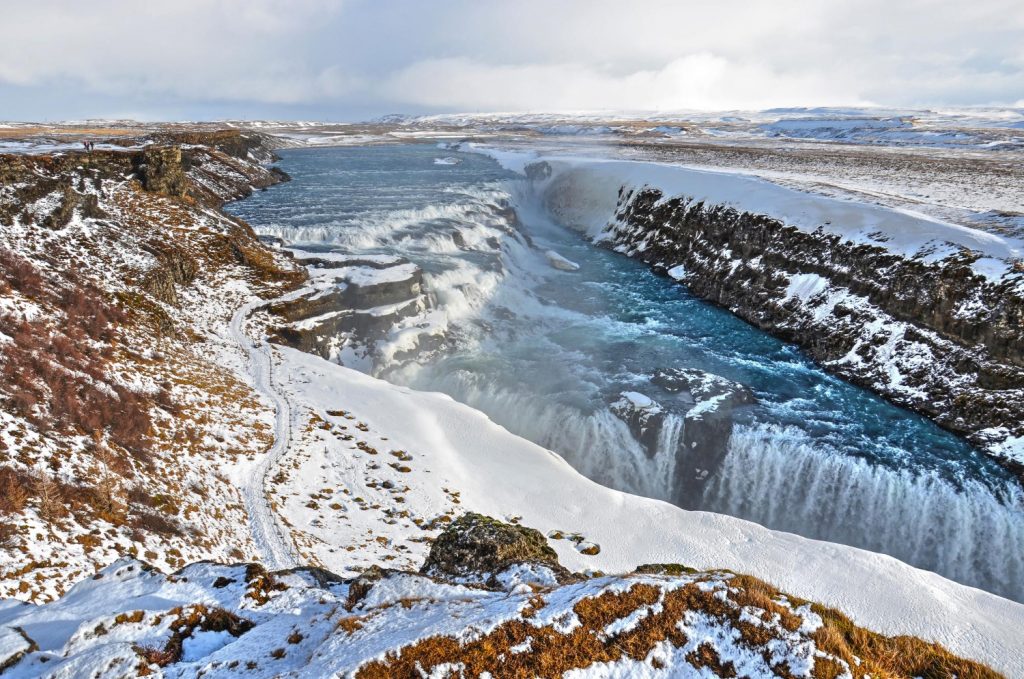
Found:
<box><xmin>229</xmin><ymin>300</ymin><xmax>300</xmax><ymax>571</ymax></box>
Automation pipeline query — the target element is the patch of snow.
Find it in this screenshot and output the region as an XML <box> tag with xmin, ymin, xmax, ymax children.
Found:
<box><xmin>784</xmin><ymin>272</ymin><xmax>829</xmax><ymax>301</ymax></box>
<box><xmin>545</xmin><ymin>249</ymin><xmax>581</xmax><ymax>271</ymax></box>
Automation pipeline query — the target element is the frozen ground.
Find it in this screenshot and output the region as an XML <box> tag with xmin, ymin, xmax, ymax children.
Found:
<box><xmin>475</xmin><ymin>147</ymin><xmax>1023</xmax><ymax>283</ymax></box>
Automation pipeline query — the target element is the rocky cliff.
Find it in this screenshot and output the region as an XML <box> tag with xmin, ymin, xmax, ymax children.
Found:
<box><xmin>0</xmin><ymin>131</ymin><xmax>304</xmax><ymax>602</ymax></box>
<box><xmin>603</xmin><ymin>186</ymin><xmax>1024</xmax><ymax>478</ymax></box>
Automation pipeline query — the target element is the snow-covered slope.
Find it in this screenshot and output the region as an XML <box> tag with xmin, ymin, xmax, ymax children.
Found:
<box><xmin>0</xmin><ymin>526</ymin><xmax>1005</xmax><ymax>678</ymax></box>
<box><xmin>0</xmin><ymin>136</ymin><xmax>303</xmax><ymax>602</ymax></box>
<box><xmin>249</xmin><ymin>346</ymin><xmax>1024</xmax><ymax>673</ymax></box>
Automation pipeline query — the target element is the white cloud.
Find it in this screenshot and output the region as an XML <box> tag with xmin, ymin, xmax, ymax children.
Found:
<box><xmin>1</xmin><ymin>0</ymin><xmax>1021</xmax><ymax>118</ymax></box>
<box><xmin>378</xmin><ymin>55</ymin><xmax>871</xmax><ymax>112</ymax></box>
<box><xmin>0</xmin><ymin>0</ymin><xmax>352</xmax><ymax>103</ymax></box>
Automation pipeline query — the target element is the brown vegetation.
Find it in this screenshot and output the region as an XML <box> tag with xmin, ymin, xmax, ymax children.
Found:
<box><xmin>0</xmin><ymin>250</ymin><xmax>155</xmax><ymax>459</ymax></box>
<box><xmin>356</xmin><ymin>573</ymin><xmax>1001</xmax><ymax>679</ymax></box>
<box><xmin>135</xmin><ymin>604</ymin><xmax>253</xmax><ymax>669</ymax></box>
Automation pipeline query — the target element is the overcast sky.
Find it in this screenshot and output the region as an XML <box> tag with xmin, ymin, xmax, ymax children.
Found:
<box><xmin>3</xmin><ymin>0</ymin><xmax>1022</xmax><ymax>121</ymax></box>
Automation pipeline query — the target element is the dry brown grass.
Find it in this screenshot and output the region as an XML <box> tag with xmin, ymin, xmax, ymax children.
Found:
<box><xmin>134</xmin><ymin>604</ymin><xmax>253</xmax><ymax>669</ymax></box>
<box><xmin>355</xmin><ymin>574</ymin><xmax>1001</xmax><ymax>679</ymax></box>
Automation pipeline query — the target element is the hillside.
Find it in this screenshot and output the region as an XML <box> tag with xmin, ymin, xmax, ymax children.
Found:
<box><xmin>0</xmin><ymin>515</ymin><xmax>1000</xmax><ymax>678</ymax></box>
<box><xmin>0</xmin><ymin>132</ymin><xmax>303</xmax><ymax>601</ymax></box>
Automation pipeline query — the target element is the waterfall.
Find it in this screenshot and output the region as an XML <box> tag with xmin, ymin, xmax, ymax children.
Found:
<box><xmin>705</xmin><ymin>423</ymin><xmax>1024</xmax><ymax>601</ymax></box>
<box><xmin>403</xmin><ymin>369</ymin><xmax>1024</xmax><ymax>602</ymax></box>
<box><xmin>231</xmin><ymin>144</ymin><xmax>1024</xmax><ymax>605</ymax></box>
<box><xmin>394</xmin><ymin>202</ymin><xmax>1024</xmax><ymax>601</ymax></box>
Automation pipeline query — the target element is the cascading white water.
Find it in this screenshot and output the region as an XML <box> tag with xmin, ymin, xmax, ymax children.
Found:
<box><xmin>228</xmin><ymin>144</ymin><xmax>1024</xmax><ymax>603</ymax></box>
<box><xmin>706</xmin><ymin>423</ymin><xmax>1024</xmax><ymax>599</ymax></box>
<box><xmin>401</xmin><ymin>365</ymin><xmax>1024</xmax><ymax>600</ymax></box>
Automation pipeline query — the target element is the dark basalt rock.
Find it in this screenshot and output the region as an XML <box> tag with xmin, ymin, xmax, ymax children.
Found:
<box><xmin>136</xmin><ymin>146</ymin><xmax>189</xmax><ymax>198</ymax></box>
<box><xmin>525</xmin><ymin>161</ymin><xmax>553</xmax><ymax>180</ymax></box>
<box><xmin>345</xmin><ymin>565</ymin><xmax>403</xmax><ymax>609</ymax></box>
<box><xmin>420</xmin><ymin>513</ymin><xmax>570</xmax><ymax>584</ymax></box>
<box><xmin>609</xmin><ymin>370</ymin><xmax>756</xmax><ymax>507</ymax></box>
<box><xmin>606</xmin><ymin>186</ymin><xmax>1024</xmax><ymax>476</ymax></box>
<box><xmin>609</xmin><ymin>392</ymin><xmax>666</xmax><ymax>457</ymax></box>
<box><xmin>43</xmin><ymin>184</ymin><xmax>106</xmax><ymax>229</ymax></box>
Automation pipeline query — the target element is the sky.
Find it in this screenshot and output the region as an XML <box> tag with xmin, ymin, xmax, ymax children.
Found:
<box><xmin>2</xmin><ymin>0</ymin><xmax>1022</xmax><ymax>121</ymax></box>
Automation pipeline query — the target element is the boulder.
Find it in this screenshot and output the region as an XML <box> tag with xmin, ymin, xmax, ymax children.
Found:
<box><xmin>420</xmin><ymin>513</ymin><xmax>570</xmax><ymax>584</ymax></box>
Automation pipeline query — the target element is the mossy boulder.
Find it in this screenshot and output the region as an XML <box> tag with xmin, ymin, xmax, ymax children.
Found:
<box><xmin>421</xmin><ymin>513</ymin><xmax>568</xmax><ymax>582</ymax></box>
<box><xmin>633</xmin><ymin>563</ymin><xmax>699</xmax><ymax>576</ymax></box>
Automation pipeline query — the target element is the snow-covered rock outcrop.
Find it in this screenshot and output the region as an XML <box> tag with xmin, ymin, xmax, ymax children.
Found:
<box><xmin>266</xmin><ymin>253</ymin><xmax>431</xmax><ymax>367</ymax></box>
<box><xmin>0</xmin><ymin>516</ymin><xmax>1002</xmax><ymax>678</ymax></box>
<box><xmin>610</xmin><ymin>370</ymin><xmax>755</xmax><ymax>506</ymax></box>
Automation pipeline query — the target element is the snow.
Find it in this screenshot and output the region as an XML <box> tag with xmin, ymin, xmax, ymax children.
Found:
<box><xmin>784</xmin><ymin>272</ymin><xmax>830</xmax><ymax>301</ymax></box>
<box><xmin>180</xmin><ymin>629</ymin><xmax>234</xmax><ymax>662</ymax></box>
<box><xmin>495</xmin><ymin>564</ymin><xmax>561</xmax><ymax>590</ymax></box>
<box><xmin>337</xmin><ymin>262</ymin><xmax>419</xmax><ymax>287</ymax></box>
<box><xmin>620</xmin><ymin>391</ymin><xmax>657</xmax><ymax>410</ymax></box>
<box><xmin>263</xmin><ymin>346</ymin><xmax>1024</xmax><ymax>674</ymax></box>
<box><xmin>545</xmin><ymin>249</ymin><xmax>581</xmax><ymax>271</ymax></box>
<box><xmin>228</xmin><ymin>299</ymin><xmax>300</xmax><ymax>571</ymax></box>
<box><xmin>685</xmin><ymin>393</ymin><xmax>728</xmax><ymax>420</ymax></box>
<box><xmin>356</xmin><ymin>573</ymin><xmax>489</xmax><ymax>610</ymax></box>
<box><xmin>666</xmin><ymin>264</ymin><xmax>687</xmax><ymax>280</ymax></box>
<box><xmin>0</xmin><ymin>626</ymin><xmax>32</xmax><ymax>666</ymax></box>
<box><xmin>475</xmin><ymin>147</ymin><xmax>1024</xmax><ymax>281</ymax></box>
<box><xmin>981</xmin><ymin>430</ymin><xmax>1024</xmax><ymax>466</ymax></box>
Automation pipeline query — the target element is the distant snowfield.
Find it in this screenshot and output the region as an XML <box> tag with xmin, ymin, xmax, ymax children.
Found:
<box><xmin>0</xmin><ymin>140</ymin><xmax>144</xmax><ymax>155</ymax></box>
<box><xmin>273</xmin><ymin>346</ymin><xmax>1024</xmax><ymax>674</ymax></box>
<box><xmin>473</xmin><ymin>146</ymin><xmax>1024</xmax><ymax>282</ymax></box>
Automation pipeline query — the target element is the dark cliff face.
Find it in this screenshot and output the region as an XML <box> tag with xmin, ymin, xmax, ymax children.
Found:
<box><xmin>0</xmin><ymin>133</ymin><xmax>304</xmax><ymax>333</ymax></box>
<box><xmin>605</xmin><ymin>187</ymin><xmax>1024</xmax><ymax>477</ymax></box>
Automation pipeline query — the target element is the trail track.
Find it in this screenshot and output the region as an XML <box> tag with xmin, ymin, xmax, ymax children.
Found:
<box><xmin>230</xmin><ymin>300</ymin><xmax>300</xmax><ymax>570</ymax></box>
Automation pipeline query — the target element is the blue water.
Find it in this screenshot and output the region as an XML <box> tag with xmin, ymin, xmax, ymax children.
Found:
<box><xmin>229</xmin><ymin>143</ymin><xmax>1024</xmax><ymax>601</ymax></box>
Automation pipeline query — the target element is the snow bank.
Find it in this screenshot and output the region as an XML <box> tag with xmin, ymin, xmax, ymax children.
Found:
<box><xmin>273</xmin><ymin>346</ymin><xmax>1024</xmax><ymax>674</ymax></box>
<box><xmin>474</xmin><ymin>147</ymin><xmax>1024</xmax><ymax>281</ymax></box>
